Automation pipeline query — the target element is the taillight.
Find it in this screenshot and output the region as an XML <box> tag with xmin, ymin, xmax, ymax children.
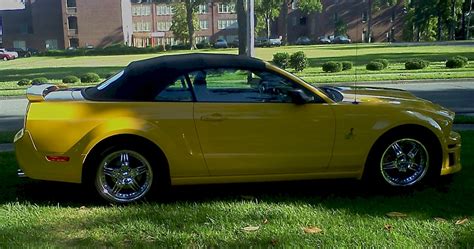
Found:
<box><xmin>45</xmin><ymin>156</ymin><xmax>70</xmax><ymax>162</ymax></box>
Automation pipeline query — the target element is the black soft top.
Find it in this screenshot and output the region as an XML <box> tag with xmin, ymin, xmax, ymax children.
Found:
<box><xmin>85</xmin><ymin>53</ymin><xmax>267</xmax><ymax>101</ymax></box>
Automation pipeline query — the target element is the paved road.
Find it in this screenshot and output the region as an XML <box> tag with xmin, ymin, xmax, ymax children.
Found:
<box><xmin>0</xmin><ymin>80</ymin><xmax>473</xmax><ymax>131</ymax></box>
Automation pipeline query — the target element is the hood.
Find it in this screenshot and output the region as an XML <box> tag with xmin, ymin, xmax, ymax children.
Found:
<box><xmin>327</xmin><ymin>85</ymin><xmax>455</xmax><ymax>119</ymax></box>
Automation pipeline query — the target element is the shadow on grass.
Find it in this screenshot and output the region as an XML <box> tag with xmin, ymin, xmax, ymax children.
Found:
<box><xmin>0</xmin><ymin>66</ymin><xmax>123</xmax><ymax>83</ymax></box>
<box><xmin>307</xmin><ymin>51</ymin><xmax>474</xmax><ymax>66</ymax></box>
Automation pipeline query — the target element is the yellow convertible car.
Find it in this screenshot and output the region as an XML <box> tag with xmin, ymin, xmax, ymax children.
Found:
<box><xmin>14</xmin><ymin>54</ymin><xmax>461</xmax><ymax>203</ymax></box>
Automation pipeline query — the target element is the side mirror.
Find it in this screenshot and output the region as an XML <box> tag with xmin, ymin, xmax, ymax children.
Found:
<box><xmin>288</xmin><ymin>89</ymin><xmax>312</xmax><ymax>105</ymax></box>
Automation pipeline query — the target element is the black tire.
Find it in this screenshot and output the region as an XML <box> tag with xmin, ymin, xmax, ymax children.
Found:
<box><xmin>92</xmin><ymin>142</ymin><xmax>161</xmax><ymax>203</ymax></box>
<box><xmin>364</xmin><ymin>130</ymin><xmax>441</xmax><ymax>189</ymax></box>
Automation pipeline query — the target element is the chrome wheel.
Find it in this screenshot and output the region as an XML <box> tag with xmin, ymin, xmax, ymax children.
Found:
<box><xmin>380</xmin><ymin>138</ymin><xmax>429</xmax><ymax>186</ymax></box>
<box><xmin>95</xmin><ymin>150</ymin><xmax>153</xmax><ymax>203</ymax></box>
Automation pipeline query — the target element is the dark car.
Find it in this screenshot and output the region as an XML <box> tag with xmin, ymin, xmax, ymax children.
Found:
<box><xmin>7</xmin><ymin>48</ymin><xmax>32</xmax><ymax>57</ymax></box>
<box><xmin>295</xmin><ymin>36</ymin><xmax>312</xmax><ymax>45</ymax></box>
<box><xmin>214</xmin><ymin>39</ymin><xmax>228</xmax><ymax>48</ymax></box>
<box><xmin>255</xmin><ymin>37</ymin><xmax>269</xmax><ymax>47</ymax></box>
<box><xmin>317</xmin><ymin>36</ymin><xmax>332</xmax><ymax>44</ymax></box>
<box><xmin>332</xmin><ymin>36</ymin><xmax>352</xmax><ymax>44</ymax></box>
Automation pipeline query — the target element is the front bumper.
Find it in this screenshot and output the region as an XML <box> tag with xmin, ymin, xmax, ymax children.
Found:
<box><xmin>440</xmin><ymin>131</ymin><xmax>462</xmax><ymax>175</ymax></box>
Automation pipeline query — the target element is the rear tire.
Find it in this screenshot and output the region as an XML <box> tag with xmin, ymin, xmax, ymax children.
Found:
<box><xmin>94</xmin><ymin>144</ymin><xmax>157</xmax><ymax>203</ymax></box>
<box><xmin>365</xmin><ymin>131</ymin><xmax>440</xmax><ymax>189</ymax></box>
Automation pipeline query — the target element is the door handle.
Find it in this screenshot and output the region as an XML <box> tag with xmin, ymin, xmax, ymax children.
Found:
<box><xmin>201</xmin><ymin>113</ymin><xmax>225</xmax><ymax>121</ymax></box>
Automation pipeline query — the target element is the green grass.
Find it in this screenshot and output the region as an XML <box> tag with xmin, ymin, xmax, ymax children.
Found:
<box><xmin>455</xmin><ymin>115</ymin><xmax>474</xmax><ymax>124</ymax></box>
<box><xmin>0</xmin><ymin>131</ymin><xmax>16</xmax><ymax>144</ymax></box>
<box><xmin>1</xmin><ymin>43</ymin><xmax>474</xmax><ymax>96</ymax></box>
<box><xmin>0</xmin><ymin>131</ymin><xmax>473</xmax><ymax>247</ymax></box>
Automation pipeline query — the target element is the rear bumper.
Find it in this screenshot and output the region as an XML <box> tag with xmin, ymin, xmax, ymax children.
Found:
<box><xmin>14</xmin><ymin>128</ymin><xmax>83</xmax><ymax>183</ymax></box>
<box><xmin>440</xmin><ymin>131</ymin><xmax>462</xmax><ymax>175</ymax></box>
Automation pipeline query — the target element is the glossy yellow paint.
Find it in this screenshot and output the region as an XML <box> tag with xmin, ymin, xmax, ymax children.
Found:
<box><xmin>14</xmin><ymin>63</ymin><xmax>461</xmax><ymax>185</ymax></box>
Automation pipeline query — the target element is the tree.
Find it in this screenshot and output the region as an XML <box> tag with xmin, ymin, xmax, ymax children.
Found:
<box><xmin>367</xmin><ymin>0</ymin><xmax>396</xmax><ymax>43</ymax></box>
<box><xmin>183</xmin><ymin>0</ymin><xmax>207</xmax><ymax>49</ymax></box>
<box><xmin>170</xmin><ymin>2</ymin><xmax>199</xmax><ymax>46</ymax></box>
<box><xmin>255</xmin><ymin>0</ymin><xmax>281</xmax><ymax>38</ymax></box>
<box><xmin>280</xmin><ymin>0</ymin><xmax>322</xmax><ymax>44</ymax></box>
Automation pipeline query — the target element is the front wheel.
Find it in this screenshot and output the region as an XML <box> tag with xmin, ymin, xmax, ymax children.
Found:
<box><xmin>95</xmin><ymin>148</ymin><xmax>154</xmax><ymax>203</ymax></box>
<box><xmin>366</xmin><ymin>133</ymin><xmax>439</xmax><ymax>188</ymax></box>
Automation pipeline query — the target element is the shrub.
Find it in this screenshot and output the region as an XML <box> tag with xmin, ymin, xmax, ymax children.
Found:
<box><xmin>55</xmin><ymin>83</ymin><xmax>68</xmax><ymax>89</ymax></box>
<box><xmin>366</xmin><ymin>61</ymin><xmax>384</xmax><ymax>71</ymax></box>
<box><xmin>446</xmin><ymin>58</ymin><xmax>466</xmax><ymax>68</ymax></box>
<box><xmin>80</xmin><ymin>73</ymin><xmax>101</xmax><ymax>83</ymax></box>
<box><xmin>289</xmin><ymin>51</ymin><xmax>308</xmax><ymax>72</ymax></box>
<box><xmin>373</xmin><ymin>59</ymin><xmax>389</xmax><ymax>69</ymax></box>
<box><xmin>405</xmin><ymin>59</ymin><xmax>430</xmax><ymax>70</ymax></box>
<box><xmin>62</xmin><ymin>75</ymin><xmax>80</xmax><ymax>84</ymax></box>
<box><xmin>272</xmin><ymin>52</ymin><xmax>290</xmax><ymax>69</ymax></box>
<box><xmin>322</xmin><ymin>61</ymin><xmax>343</xmax><ymax>73</ymax></box>
<box><xmin>341</xmin><ymin>61</ymin><xmax>353</xmax><ymax>71</ymax></box>
<box><xmin>104</xmin><ymin>73</ymin><xmax>115</xmax><ymax>79</ymax></box>
<box><xmin>17</xmin><ymin>79</ymin><xmax>31</xmax><ymax>86</ymax></box>
<box><xmin>453</xmin><ymin>55</ymin><xmax>468</xmax><ymax>65</ymax></box>
<box><xmin>31</xmin><ymin>77</ymin><xmax>49</xmax><ymax>85</ymax></box>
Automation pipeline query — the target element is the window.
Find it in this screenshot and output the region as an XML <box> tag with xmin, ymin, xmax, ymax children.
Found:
<box><xmin>189</xmin><ymin>68</ymin><xmax>318</xmax><ymax>103</ymax></box>
<box><xmin>196</xmin><ymin>36</ymin><xmax>209</xmax><ymax>44</ymax></box>
<box><xmin>197</xmin><ymin>4</ymin><xmax>208</xmax><ymax>14</ymax></box>
<box><xmin>299</xmin><ymin>17</ymin><xmax>307</xmax><ymax>25</ymax></box>
<box><xmin>13</xmin><ymin>40</ymin><xmax>26</xmax><ymax>50</ymax></box>
<box><xmin>218</xmin><ymin>19</ymin><xmax>237</xmax><ymax>29</ymax></box>
<box><xmin>157</xmin><ymin>21</ymin><xmax>172</xmax><ymax>31</ymax></box>
<box><xmin>66</xmin><ymin>0</ymin><xmax>76</xmax><ymax>7</ymax></box>
<box><xmin>133</xmin><ymin>21</ymin><xmax>151</xmax><ymax>32</ymax></box>
<box><xmin>155</xmin><ymin>76</ymin><xmax>193</xmax><ymax>102</ymax></box>
<box><xmin>391</xmin><ymin>10</ymin><xmax>396</xmax><ymax>22</ymax></box>
<box><xmin>199</xmin><ymin>20</ymin><xmax>209</xmax><ymax>30</ymax></box>
<box><xmin>45</xmin><ymin>39</ymin><xmax>58</xmax><ymax>50</ymax></box>
<box><xmin>362</xmin><ymin>10</ymin><xmax>368</xmax><ymax>23</ymax></box>
<box><xmin>132</xmin><ymin>5</ymin><xmax>151</xmax><ymax>16</ymax></box>
<box><xmin>69</xmin><ymin>38</ymin><xmax>79</xmax><ymax>48</ymax></box>
<box><xmin>68</xmin><ymin>16</ymin><xmax>78</xmax><ymax>30</ymax></box>
<box><xmin>156</xmin><ymin>5</ymin><xmax>173</xmax><ymax>15</ymax></box>
<box><xmin>218</xmin><ymin>3</ymin><xmax>235</xmax><ymax>13</ymax></box>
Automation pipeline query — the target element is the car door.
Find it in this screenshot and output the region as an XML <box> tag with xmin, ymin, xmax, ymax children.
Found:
<box><xmin>192</xmin><ymin>68</ymin><xmax>336</xmax><ymax>176</ymax></box>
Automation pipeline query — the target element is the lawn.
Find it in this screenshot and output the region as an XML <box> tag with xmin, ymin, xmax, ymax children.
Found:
<box><xmin>0</xmin><ymin>131</ymin><xmax>472</xmax><ymax>247</ymax></box>
<box><xmin>0</xmin><ymin>43</ymin><xmax>473</xmax><ymax>96</ymax></box>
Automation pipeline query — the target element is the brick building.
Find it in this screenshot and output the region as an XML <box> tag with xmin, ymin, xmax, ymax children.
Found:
<box><xmin>277</xmin><ymin>0</ymin><xmax>405</xmax><ymax>43</ymax></box>
<box><xmin>130</xmin><ymin>0</ymin><xmax>238</xmax><ymax>47</ymax></box>
<box><xmin>0</xmin><ymin>0</ymin><xmax>132</xmax><ymax>51</ymax></box>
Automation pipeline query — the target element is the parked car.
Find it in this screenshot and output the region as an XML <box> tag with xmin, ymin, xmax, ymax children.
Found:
<box><xmin>0</xmin><ymin>48</ymin><xmax>19</xmax><ymax>59</ymax></box>
<box><xmin>295</xmin><ymin>36</ymin><xmax>312</xmax><ymax>45</ymax></box>
<box><xmin>228</xmin><ymin>38</ymin><xmax>239</xmax><ymax>48</ymax></box>
<box><xmin>7</xmin><ymin>48</ymin><xmax>32</xmax><ymax>57</ymax></box>
<box><xmin>317</xmin><ymin>36</ymin><xmax>332</xmax><ymax>44</ymax></box>
<box><xmin>268</xmin><ymin>37</ymin><xmax>282</xmax><ymax>46</ymax></box>
<box><xmin>14</xmin><ymin>53</ymin><xmax>462</xmax><ymax>203</ymax></box>
<box><xmin>332</xmin><ymin>36</ymin><xmax>352</xmax><ymax>44</ymax></box>
<box><xmin>0</xmin><ymin>53</ymin><xmax>14</xmax><ymax>61</ymax></box>
<box><xmin>255</xmin><ymin>37</ymin><xmax>269</xmax><ymax>47</ymax></box>
<box><xmin>214</xmin><ymin>39</ymin><xmax>228</xmax><ymax>48</ymax></box>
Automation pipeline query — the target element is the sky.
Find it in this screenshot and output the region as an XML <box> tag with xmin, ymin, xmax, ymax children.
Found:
<box><xmin>0</xmin><ymin>0</ymin><xmax>25</xmax><ymax>10</ymax></box>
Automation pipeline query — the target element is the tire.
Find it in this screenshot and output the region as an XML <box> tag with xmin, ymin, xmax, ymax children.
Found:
<box><xmin>365</xmin><ymin>131</ymin><xmax>440</xmax><ymax>189</ymax></box>
<box><xmin>94</xmin><ymin>144</ymin><xmax>157</xmax><ymax>203</ymax></box>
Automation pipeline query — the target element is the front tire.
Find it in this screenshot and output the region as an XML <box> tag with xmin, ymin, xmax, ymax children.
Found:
<box><xmin>94</xmin><ymin>147</ymin><xmax>154</xmax><ymax>203</ymax></box>
<box><xmin>366</xmin><ymin>132</ymin><xmax>439</xmax><ymax>188</ymax></box>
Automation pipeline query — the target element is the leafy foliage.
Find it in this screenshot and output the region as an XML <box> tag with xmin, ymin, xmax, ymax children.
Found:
<box><xmin>170</xmin><ymin>2</ymin><xmax>198</xmax><ymax>44</ymax></box>
<box><xmin>366</xmin><ymin>61</ymin><xmax>385</xmax><ymax>71</ymax></box>
<box><xmin>373</xmin><ymin>59</ymin><xmax>389</xmax><ymax>69</ymax></box>
<box><xmin>272</xmin><ymin>52</ymin><xmax>290</xmax><ymax>69</ymax></box>
<box><xmin>289</xmin><ymin>51</ymin><xmax>308</xmax><ymax>72</ymax></box>
<box><xmin>341</xmin><ymin>61</ymin><xmax>353</xmax><ymax>71</ymax></box>
<box><xmin>298</xmin><ymin>0</ymin><xmax>323</xmax><ymax>14</ymax></box>
<box><xmin>31</xmin><ymin>77</ymin><xmax>49</xmax><ymax>85</ymax></box>
<box><xmin>62</xmin><ymin>75</ymin><xmax>80</xmax><ymax>84</ymax></box>
<box><xmin>322</xmin><ymin>61</ymin><xmax>343</xmax><ymax>73</ymax></box>
<box><xmin>405</xmin><ymin>59</ymin><xmax>430</xmax><ymax>70</ymax></box>
<box><xmin>80</xmin><ymin>73</ymin><xmax>100</xmax><ymax>83</ymax></box>
<box><xmin>446</xmin><ymin>57</ymin><xmax>467</xmax><ymax>68</ymax></box>
<box><xmin>17</xmin><ymin>79</ymin><xmax>31</xmax><ymax>86</ymax></box>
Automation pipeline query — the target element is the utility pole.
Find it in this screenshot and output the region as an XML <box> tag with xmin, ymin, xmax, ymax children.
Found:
<box><xmin>467</xmin><ymin>0</ymin><xmax>473</xmax><ymax>39</ymax></box>
<box><xmin>247</xmin><ymin>0</ymin><xmax>255</xmax><ymax>57</ymax></box>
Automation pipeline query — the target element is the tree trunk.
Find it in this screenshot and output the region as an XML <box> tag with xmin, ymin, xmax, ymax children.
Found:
<box><xmin>438</xmin><ymin>9</ymin><xmax>443</xmax><ymax>41</ymax></box>
<box><xmin>266</xmin><ymin>15</ymin><xmax>271</xmax><ymax>39</ymax></box>
<box><xmin>449</xmin><ymin>0</ymin><xmax>456</xmax><ymax>40</ymax></box>
<box><xmin>367</xmin><ymin>0</ymin><xmax>372</xmax><ymax>43</ymax></box>
<box><xmin>468</xmin><ymin>0</ymin><xmax>473</xmax><ymax>38</ymax></box>
<box><xmin>185</xmin><ymin>0</ymin><xmax>196</xmax><ymax>50</ymax></box>
<box><xmin>236</xmin><ymin>0</ymin><xmax>247</xmax><ymax>55</ymax></box>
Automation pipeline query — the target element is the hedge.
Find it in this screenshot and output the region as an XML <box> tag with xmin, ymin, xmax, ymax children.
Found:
<box><xmin>289</xmin><ymin>51</ymin><xmax>308</xmax><ymax>72</ymax></box>
<box><xmin>80</xmin><ymin>73</ymin><xmax>101</xmax><ymax>83</ymax></box>
<box><xmin>31</xmin><ymin>77</ymin><xmax>49</xmax><ymax>85</ymax></box>
<box><xmin>17</xmin><ymin>79</ymin><xmax>31</xmax><ymax>86</ymax></box>
<box><xmin>366</xmin><ymin>61</ymin><xmax>384</xmax><ymax>71</ymax></box>
<box><xmin>272</xmin><ymin>52</ymin><xmax>290</xmax><ymax>69</ymax></box>
<box><xmin>405</xmin><ymin>59</ymin><xmax>430</xmax><ymax>70</ymax></box>
<box><xmin>341</xmin><ymin>61</ymin><xmax>353</xmax><ymax>71</ymax></box>
<box><xmin>322</xmin><ymin>61</ymin><xmax>343</xmax><ymax>73</ymax></box>
<box><xmin>62</xmin><ymin>75</ymin><xmax>80</xmax><ymax>84</ymax></box>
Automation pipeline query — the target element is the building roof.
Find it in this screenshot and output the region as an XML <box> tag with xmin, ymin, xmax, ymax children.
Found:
<box><xmin>0</xmin><ymin>0</ymin><xmax>25</xmax><ymax>10</ymax></box>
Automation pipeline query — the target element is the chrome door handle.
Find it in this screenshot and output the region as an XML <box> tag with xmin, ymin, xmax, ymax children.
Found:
<box><xmin>201</xmin><ymin>113</ymin><xmax>225</xmax><ymax>121</ymax></box>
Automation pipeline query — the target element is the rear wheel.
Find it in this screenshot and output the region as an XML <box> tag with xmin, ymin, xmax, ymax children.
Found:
<box><xmin>366</xmin><ymin>132</ymin><xmax>439</xmax><ymax>188</ymax></box>
<box><xmin>94</xmin><ymin>147</ymin><xmax>154</xmax><ymax>203</ymax></box>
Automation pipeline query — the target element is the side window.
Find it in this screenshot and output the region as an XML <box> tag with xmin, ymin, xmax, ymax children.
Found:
<box><xmin>155</xmin><ymin>75</ymin><xmax>193</xmax><ymax>102</ymax></box>
<box><xmin>189</xmin><ymin>68</ymin><xmax>318</xmax><ymax>103</ymax></box>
